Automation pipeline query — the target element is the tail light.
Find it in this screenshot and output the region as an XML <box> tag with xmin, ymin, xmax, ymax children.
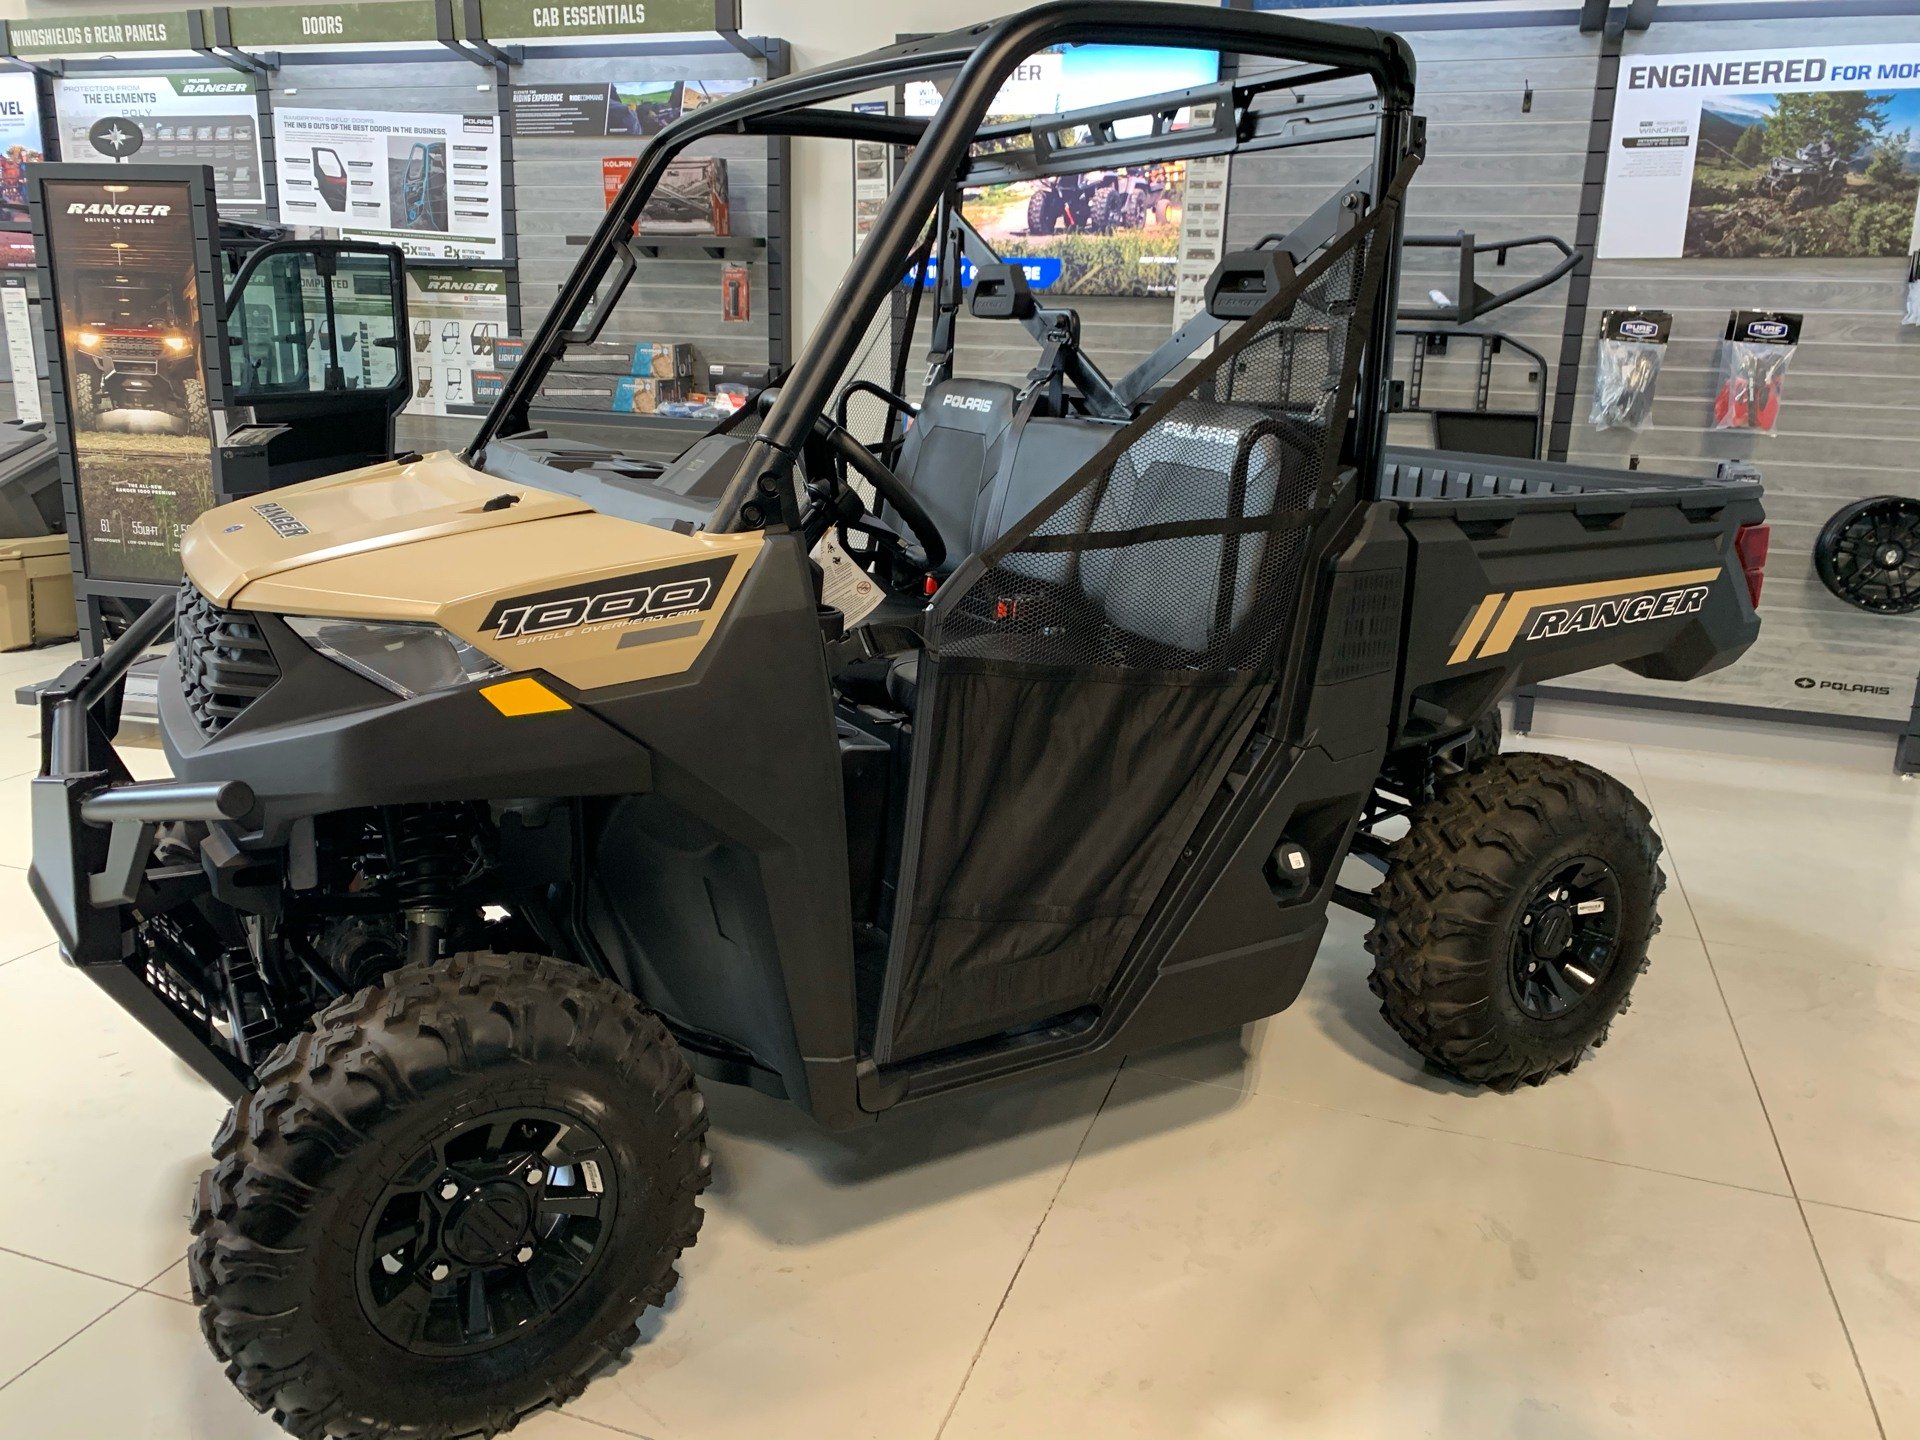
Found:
<box><xmin>1734</xmin><ymin>522</ymin><xmax>1770</xmax><ymax>607</ymax></box>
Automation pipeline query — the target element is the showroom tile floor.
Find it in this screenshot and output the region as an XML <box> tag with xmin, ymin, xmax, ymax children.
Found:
<box><xmin>0</xmin><ymin>639</ymin><xmax>1915</xmax><ymax>1439</ymax></box>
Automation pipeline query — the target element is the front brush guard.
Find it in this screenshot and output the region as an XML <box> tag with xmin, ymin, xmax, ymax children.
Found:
<box><xmin>27</xmin><ymin>598</ymin><xmax>259</xmax><ymax>1097</ymax></box>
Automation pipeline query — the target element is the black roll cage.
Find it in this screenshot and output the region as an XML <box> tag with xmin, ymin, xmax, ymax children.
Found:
<box><xmin>465</xmin><ymin>0</ymin><xmax>1419</xmax><ymax>530</ymax></box>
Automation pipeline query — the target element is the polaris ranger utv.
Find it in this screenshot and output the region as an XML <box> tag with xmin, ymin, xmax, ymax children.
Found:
<box><xmin>28</xmin><ymin>6</ymin><xmax>1767</xmax><ymax>1437</ymax></box>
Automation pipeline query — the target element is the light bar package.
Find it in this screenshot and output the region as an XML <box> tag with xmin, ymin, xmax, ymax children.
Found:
<box><xmin>1905</xmin><ymin>252</ymin><xmax>1919</xmax><ymax>328</ymax></box>
<box><xmin>1588</xmin><ymin>309</ymin><xmax>1672</xmax><ymax>432</ymax></box>
<box><xmin>1712</xmin><ymin>310</ymin><xmax>1802</xmax><ymax>435</ymax></box>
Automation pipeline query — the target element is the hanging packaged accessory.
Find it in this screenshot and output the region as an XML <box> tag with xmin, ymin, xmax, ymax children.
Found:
<box><xmin>1712</xmin><ymin>310</ymin><xmax>1801</xmax><ymax>434</ymax></box>
<box><xmin>1588</xmin><ymin>308</ymin><xmax>1671</xmax><ymax>432</ymax></box>
<box><xmin>1904</xmin><ymin>252</ymin><xmax>1919</xmax><ymax>328</ymax></box>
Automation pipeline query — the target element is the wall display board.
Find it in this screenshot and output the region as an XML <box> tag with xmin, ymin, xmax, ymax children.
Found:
<box><xmin>275</xmin><ymin>108</ymin><xmax>504</xmax><ymax>260</ymax></box>
<box><xmin>52</xmin><ymin>74</ymin><xmax>264</xmax><ymax>208</ymax></box>
<box><xmin>1599</xmin><ymin>44</ymin><xmax>1920</xmax><ymax>260</ymax></box>
<box><xmin>907</xmin><ymin>45</ymin><xmax>1220</xmax><ymax>299</ymax></box>
<box><xmin>0</xmin><ymin>72</ymin><xmax>46</xmax><ymax>225</ymax></box>
<box><xmin>1</xmin><ymin>275</ymin><xmax>42</xmax><ymax>425</ymax></box>
<box><xmin>403</xmin><ymin>267</ymin><xmax>510</xmax><ymax>416</ymax></box>
<box><xmin>0</xmin><ymin>234</ymin><xmax>34</xmax><ymax>270</ymax></box>
<box><xmin>509</xmin><ymin>77</ymin><xmax>755</xmax><ymax>138</ymax></box>
<box><xmin>36</xmin><ymin>173</ymin><xmax>216</xmax><ymax>584</ymax></box>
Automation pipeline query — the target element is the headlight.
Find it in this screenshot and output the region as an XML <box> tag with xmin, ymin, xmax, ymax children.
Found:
<box><xmin>77</xmin><ymin>331</ymin><xmax>102</xmax><ymax>349</ymax></box>
<box><xmin>285</xmin><ymin>616</ymin><xmax>507</xmax><ymax>699</ymax></box>
<box><xmin>163</xmin><ymin>334</ymin><xmax>190</xmax><ymax>352</ymax></box>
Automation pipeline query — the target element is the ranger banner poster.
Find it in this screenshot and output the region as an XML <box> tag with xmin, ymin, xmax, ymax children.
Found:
<box><xmin>51</xmin><ymin>73</ymin><xmax>264</xmax><ymax>208</ymax></box>
<box><xmin>274</xmin><ymin>108</ymin><xmax>504</xmax><ymax>260</ymax></box>
<box><xmin>1599</xmin><ymin>44</ymin><xmax>1920</xmax><ymax>260</ymax></box>
<box><xmin>403</xmin><ymin>268</ymin><xmax>510</xmax><ymax>417</ymax></box>
<box><xmin>41</xmin><ymin>176</ymin><xmax>215</xmax><ymax>584</ymax></box>
<box><xmin>0</xmin><ymin>73</ymin><xmax>47</xmax><ymax>224</ymax></box>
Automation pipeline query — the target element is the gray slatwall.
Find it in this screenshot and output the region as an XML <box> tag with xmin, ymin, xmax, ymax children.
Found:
<box><xmin>1565</xmin><ymin>14</ymin><xmax>1920</xmax><ymax>724</ymax></box>
<box><xmin>1232</xmin><ymin>28</ymin><xmax>1598</xmax><ymax>447</ymax></box>
<box><xmin>511</xmin><ymin>51</ymin><xmax>772</xmax><ymax>462</ymax></box>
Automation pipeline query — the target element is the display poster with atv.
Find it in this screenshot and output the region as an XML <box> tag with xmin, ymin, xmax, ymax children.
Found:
<box><xmin>1599</xmin><ymin>42</ymin><xmax>1920</xmax><ymax>260</ymax></box>
<box><xmin>909</xmin><ymin>42</ymin><xmax>1217</xmax><ymax>296</ymax></box>
<box><xmin>402</xmin><ymin>267</ymin><xmax>510</xmax><ymax>417</ymax></box>
<box><xmin>0</xmin><ymin>71</ymin><xmax>45</xmax><ymax>225</ymax></box>
<box><xmin>34</xmin><ymin>172</ymin><xmax>216</xmax><ymax>584</ymax></box>
<box><xmin>509</xmin><ymin>77</ymin><xmax>756</xmax><ymax>139</ymax></box>
<box><xmin>273</xmin><ymin>107</ymin><xmax>504</xmax><ymax>260</ymax></box>
<box><xmin>51</xmin><ymin>73</ymin><xmax>264</xmax><ymax>208</ymax></box>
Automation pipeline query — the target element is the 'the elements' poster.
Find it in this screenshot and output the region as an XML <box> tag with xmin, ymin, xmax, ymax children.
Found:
<box><xmin>52</xmin><ymin>73</ymin><xmax>264</xmax><ymax>208</ymax></box>
<box><xmin>41</xmin><ymin>177</ymin><xmax>215</xmax><ymax>583</ymax></box>
<box><xmin>1599</xmin><ymin>44</ymin><xmax>1920</xmax><ymax>260</ymax></box>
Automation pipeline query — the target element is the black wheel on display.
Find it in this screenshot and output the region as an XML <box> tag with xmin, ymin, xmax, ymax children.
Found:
<box><xmin>1814</xmin><ymin>495</ymin><xmax>1920</xmax><ymax>615</ymax></box>
<box><xmin>1366</xmin><ymin>752</ymin><xmax>1664</xmax><ymax>1091</ymax></box>
<box><xmin>1026</xmin><ymin>186</ymin><xmax>1060</xmax><ymax>235</ymax></box>
<box><xmin>190</xmin><ymin>952</ymin><xmax>710</xmax><ymax>1440</ymax></box>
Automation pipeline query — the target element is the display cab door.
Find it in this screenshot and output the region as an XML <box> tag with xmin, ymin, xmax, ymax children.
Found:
<box><xmin>222</xmin><ymin>241</ymin><xmax>410</xmax><ymax>481</ymax></box>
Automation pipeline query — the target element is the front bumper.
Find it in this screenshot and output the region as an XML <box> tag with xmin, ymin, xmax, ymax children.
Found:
<box><xmin>27</xmin><ymin>599</ymin><xmax>258</xmax><ymax>1098</ymax></box>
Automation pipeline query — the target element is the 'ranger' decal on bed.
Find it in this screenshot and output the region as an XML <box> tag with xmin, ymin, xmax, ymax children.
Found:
<box><xmin>481</xmin><ymin>556</ymin><xmax>736</xmax><ymax>643</ymax></box>
<box><xmin>1449</xmin><ymin>567</ymin><xmax>1720</xmax><ymax>665</ymax></box>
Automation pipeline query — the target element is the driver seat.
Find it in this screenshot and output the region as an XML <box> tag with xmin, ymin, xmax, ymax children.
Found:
<box><xmin>882</xmin><ymin>378</ymin><xmax>1018</xmax><ymax>576</ymax></box>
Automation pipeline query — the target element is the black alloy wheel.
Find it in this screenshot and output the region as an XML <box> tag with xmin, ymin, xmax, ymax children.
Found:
<box><xmin>1815</xmin><ymin>496</ymin><xmax>1920</xmax><ymax>614</ymax></box>
<box><xmin>357</xmin><ymin>1107</ymin><xmax>617</xmax><ymax>1356</ymax></box>
<box><xmin>1507</xmin><ymin>856</ymin><xmax>1621</xmax><ymax>1020</ymax></box>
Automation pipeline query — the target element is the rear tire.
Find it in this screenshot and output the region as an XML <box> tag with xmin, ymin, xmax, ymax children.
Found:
<box><xmin>1026</xmin><ymin>187</ymin><xmax>1060</xmax><ymax>235</ymax></box>
<box><xmin>190</xmin><ymin>952</ymin><xmax>709</xmax><ymax>1440</ymax></box>
<box><xmin>1366</xmin><ymin>753</ymin><xmax>1663</xmax><ymax>1091</ymax></box>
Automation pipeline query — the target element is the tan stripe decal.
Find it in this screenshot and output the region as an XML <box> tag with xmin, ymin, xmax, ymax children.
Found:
<box><xmin>1475</xmin><ymin>566</ymin><xmax>1721</xmax><ymax>660</ymax></box>
<box><xmin>1447</xmin><ymin>593</ymin><xmax>1504</xmax><ymax>666</ymax></box>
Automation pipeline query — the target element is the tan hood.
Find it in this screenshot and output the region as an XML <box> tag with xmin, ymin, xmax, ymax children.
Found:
<box><xmin>183</xmin><ymin>451</ymin><xmax>592</xmax><ymax>604</ymax></box>
<box><xmin>180</xmin><ymin>450</ymin><xmax>766</xmax><ymax>693</ymax></box>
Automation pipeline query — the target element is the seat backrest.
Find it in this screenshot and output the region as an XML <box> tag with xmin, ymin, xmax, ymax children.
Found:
<box><xmin>889</xmin><ymin>379</ymin><xmax>1018</xmax><ymax>574</ymax></box>
<box><xmin>1079</xmin><ymin>399</ymin><xmax>1316</xmax><ymax>657</ymax></box>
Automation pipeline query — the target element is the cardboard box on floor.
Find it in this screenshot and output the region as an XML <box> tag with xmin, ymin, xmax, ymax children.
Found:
<box><xmin>0</xmin><ymin>534</ymin><xmax>77</xmax><ymax>651</ymax></box>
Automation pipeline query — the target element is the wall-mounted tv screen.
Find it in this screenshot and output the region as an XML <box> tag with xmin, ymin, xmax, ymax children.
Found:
<box><xmin>907</xmin><ymin>44</ymin><xmax>1223</xmax><ymax>299</ymax></box>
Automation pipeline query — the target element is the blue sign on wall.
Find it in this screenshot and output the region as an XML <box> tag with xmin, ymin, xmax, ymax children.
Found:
<box><xmin>910</xmin><ymin>255</ymin><xmax>1065</xmax><ymax>291</ymax></box>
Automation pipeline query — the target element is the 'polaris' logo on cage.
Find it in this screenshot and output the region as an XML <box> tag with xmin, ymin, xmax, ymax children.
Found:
<box><xmin>251</xmin><ymin>502</ymin><xmax>309</xmax><ymax>538</ymax></box>
<box><xmin>1618</xmin><ymin>319</ymin><xmax>1660</xmax><ymax>339</ymax></box>
<box><xmin>1745</xmin><ymin>320</ymin><xmax>1790</xmax><ymax>340</ymax></box>
<box><xmin>1161</xmin><ymin>420</ymin><xmax>1239</xmax><ymax>447</ymax></box>
<box><xmin>1525</xmin><ymin>583</ymin><xmax>1710</xmax><ymax>642</ymax></box>
<box><xmin>481</xmin><ymin>558</ymin><xmax>734</xmax><ymax>642</ymax></box>
<box><xmin>941</xmin><ymin>394</ymin><xmax>997</xmax><ymax>414</ymax></box>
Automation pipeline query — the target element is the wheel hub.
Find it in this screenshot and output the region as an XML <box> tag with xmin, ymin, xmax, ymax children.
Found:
<box><xmin>1509</xmin><ymin>856</ymin><xmax>1622</xmax><ymax>1021</ymax></box>
<box><xmin>354</xmin><ymin>1106</ymin><xmax>616</xmax><ymax>1356</ymax></box>
<box><xmin>444</xmin><ymin>1183</ymin><xmax>533</xmax><ymax>1265</ymax></box>
<box><xmin>1529</xmin><ymin>905</ymin><xmax>1574</xmax><ymax>959</ymax></box>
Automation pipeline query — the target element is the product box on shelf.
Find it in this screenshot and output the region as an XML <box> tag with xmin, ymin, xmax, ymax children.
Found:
<box><xmin>709</xmin><ymin>362</ymin><xmax>775</xmax><ymax>392</ymax></box>
<box><xmin>638</xmin><ymin>158</ymin><xmax>731</xmax><ymax>236</ymax></box>
<box><xmin>613</xmin><ymin>376</ymin><xmax>690</xmax><ymax>414</ymax></box>
<box><xmin>491</xmin><ymin>338</ymin><xmax>526</xmax><ymax>373</ymax></box>
<box><xmin>629</xmin><ymin>341</ymin><xmax>699</xmax><ymax>384</ymax></box>
<box><xmin>471</xmin><ymin>370</ymin><xmax>506</xmax><ymax>405</ymax></box>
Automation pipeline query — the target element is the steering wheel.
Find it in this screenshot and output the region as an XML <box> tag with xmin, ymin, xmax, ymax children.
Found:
<box><xmin>802</xmin><ymin>411</ymin><xmax>948</xmax><ymax>574</ymax></box>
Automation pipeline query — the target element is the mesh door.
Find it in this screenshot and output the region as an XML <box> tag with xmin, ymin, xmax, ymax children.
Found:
<box><xmin>877</xmin><ymin>193</ymin><xmax>1401</xmax><ymax>1064</ymax></box>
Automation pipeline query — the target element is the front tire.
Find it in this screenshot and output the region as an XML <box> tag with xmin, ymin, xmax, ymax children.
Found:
<box><xmin>1365</xmin><ymin>753</ymin><xmax>1664</xmax><ymax>1091</ymax></box>
<box><xmin>190</xmin><ymin>953</ymin><xmax>709</xmax><ymax>1440</ymax></box>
